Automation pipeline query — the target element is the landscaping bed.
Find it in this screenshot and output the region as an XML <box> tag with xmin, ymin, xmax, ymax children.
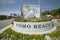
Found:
<box><xmin>0</xmin><ymin>27</ymin><xmax>60</xmax><ymax>40</ymax></box>
<box><xmin>0</xmin><ymin>28</ymin><xmax>45</xmax><ymax>40</ymax></box>
<box><xmin>15</xmin><ymin>17</ymin><xmax>52</xmax><ymax>22</ymax></box>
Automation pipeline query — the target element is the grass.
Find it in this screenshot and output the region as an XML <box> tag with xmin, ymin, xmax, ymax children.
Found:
<box><xmin>0</xmin><ymin>26</ymin><xmax>60</xmax><ymax>40</ymax></box>
<box><xmin>0</xmin><ymin>28</ymin><xmax>45</xmax><ymax>40</ymax></box>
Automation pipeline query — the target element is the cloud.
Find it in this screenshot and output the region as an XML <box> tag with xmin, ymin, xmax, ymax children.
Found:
<box><xmin>0</xmin><ymin>0</ymin><xmax>16</xmax><ymax>4</ymax></box>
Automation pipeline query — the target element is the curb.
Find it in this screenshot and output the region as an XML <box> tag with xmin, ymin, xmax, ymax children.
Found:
<box><xmin>0</xmin><ymin>24</ymin><xmax>12</xmax><ymax>33</ymax></box>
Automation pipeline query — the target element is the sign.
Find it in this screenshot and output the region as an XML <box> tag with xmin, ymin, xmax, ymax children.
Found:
<box><xmin>14</xmin><ymin>21</ymin><xmax>54</xmax><ymax>30</ymax></box>
<box><xmin>15</xmin><ymin>22</ymin><xmax>54</xmax><ymax>29</ymax></box>
<box><xmin>12</xmin><ymin>21</ymin><xmax>56</xmax><ymax>34</ymax></box>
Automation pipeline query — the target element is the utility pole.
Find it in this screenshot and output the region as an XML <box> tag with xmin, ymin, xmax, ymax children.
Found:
<box><xmin>21</xmin><ymin>0</ymin><xmax>24</xmax><ymax>18</ymax></box>
<box><xmin>39</xmin><ymin>0</ymin><xmax>41</xmax><ymax>19</ymax></box>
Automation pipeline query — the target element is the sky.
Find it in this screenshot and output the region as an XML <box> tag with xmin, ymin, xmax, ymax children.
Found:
<box><xmin>0</xmin><ymin>0</ymin><xmax>60</xmax><ymax>15</ymax></box>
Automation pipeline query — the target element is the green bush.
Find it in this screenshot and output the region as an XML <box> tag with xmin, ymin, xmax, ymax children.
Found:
<box><xmin>15</xmin><ymin>17</ymin><xmax>52</xmax><ymax>22</ymax></box>
<box><xmin>0</xmin><ymin>15</ymin><xmax>7</xmax><ymax>20</ymax></box>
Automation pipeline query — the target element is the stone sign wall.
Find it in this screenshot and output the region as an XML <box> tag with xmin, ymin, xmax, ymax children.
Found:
<box><xmin>13</xmin><ymin>21</ymin><xmax>54</xmax><ymax>33</ymax></box>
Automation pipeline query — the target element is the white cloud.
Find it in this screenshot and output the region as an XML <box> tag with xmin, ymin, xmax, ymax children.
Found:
<box><xmin>0</xmin><ymin>0</ymin><xmax>16</xmax><ymax>4</ymax></box>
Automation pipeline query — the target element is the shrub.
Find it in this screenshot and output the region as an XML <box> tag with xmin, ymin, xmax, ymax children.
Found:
<box><xmin>0</xmin><ymin>15</ymin><xmax>7</xmax><ymax>20</ymax></box>
<box><xmin>15</xmin><ymin>17</ymin><xmax>52</xmax><ymax>22</ymax></box>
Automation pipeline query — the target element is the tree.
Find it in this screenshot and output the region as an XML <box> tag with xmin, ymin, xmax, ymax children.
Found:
<box><xmin>57</xmin><ymin>8</ymin><xmax>60</xmax><ymax>15</ymax></box>
<box><xmin>42</xmin><ymin>11</ymin><xmax>50</xmax><ymax>15</ymax></box>
<box><xmin>50</xmin><ymin>10</ymin><xmax>58</xmax><ymax>16</ymax></box>
<box><xmin>50</xmin><ymin>8</ymin><xmax>60</xmax><ymax>16</ymax></box>
<box><xmin>0</xmin><ymin>15</ymin><xmax>7</xmax><ymax>20</ymax></box>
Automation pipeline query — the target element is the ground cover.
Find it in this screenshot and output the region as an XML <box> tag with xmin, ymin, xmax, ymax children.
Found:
<box><xmin>0</xmin><ymin>26</ymin><xmax>60</xmax><ymax>40</ymax></box>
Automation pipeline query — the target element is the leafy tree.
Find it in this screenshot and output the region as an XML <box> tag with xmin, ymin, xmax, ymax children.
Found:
<box><xmin>0</xmin><ymin>15</ymin><xmax>7</xmax><ymax>20</ymax></box>
<box><xmin>13</xmin><ymin>13</ymin><xmax>17</xmax><ymax>16</ymax></box>
<box><xmin>57</xmin><ymin>8</ymin><xmax>60</xmax><ymax>15</ymax></box>
<box><xmin>42</xmin><ymin>11</ymin><xmax>50</xmax><ymax>15</ymax></box>
<box><xmin>50</xmin><ymin>10</ymin><xmax>58</xmax><ymax>16</ymax></box>
<box><xmin>42</xmin><ymin>8</ymin><xmax>60</xmax><ymax>16</ymax></box>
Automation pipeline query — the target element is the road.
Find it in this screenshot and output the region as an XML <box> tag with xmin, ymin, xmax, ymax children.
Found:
<box><xmin>0</xmin><ymin>19</ymin><xmax>14</xmax><ymax>30</ymax></box>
